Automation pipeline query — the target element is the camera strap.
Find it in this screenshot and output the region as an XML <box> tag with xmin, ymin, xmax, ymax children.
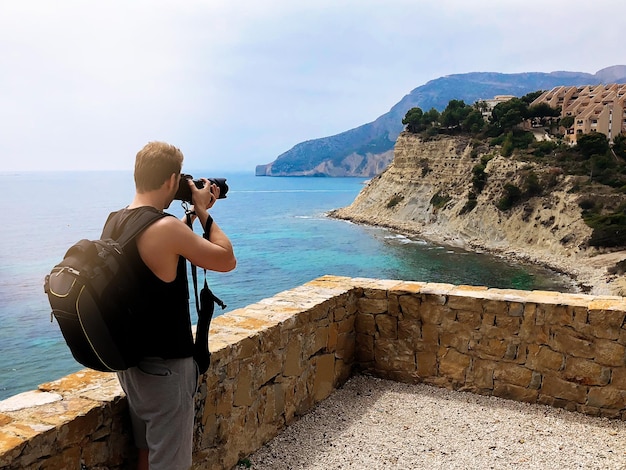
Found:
<box><xmin>184</xmin><ymin>207</ymin><xmax>226</xmax><ymax>374</ymax></box>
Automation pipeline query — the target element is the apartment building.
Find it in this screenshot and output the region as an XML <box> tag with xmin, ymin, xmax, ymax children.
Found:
<box><xmin>530</xmin><ymin>84</ymin><xmax>626</xmax><ymax>143</ymax></box>
<box><xmin>479</xmin><ymin>95</ymin><xmax>516</xmax><ymax>118</ymax></box>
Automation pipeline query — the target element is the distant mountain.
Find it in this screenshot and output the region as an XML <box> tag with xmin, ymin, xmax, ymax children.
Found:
<box><xmin>255</xmin><ymin>66</ymin><xmax>626</xmax><ymax>177</ymax></box>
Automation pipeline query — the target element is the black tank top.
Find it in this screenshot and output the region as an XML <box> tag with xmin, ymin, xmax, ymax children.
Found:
<box><xmin>102</xmin><ymin>206</ymin><xmax>194</xmax><ymax>359</ymax></box>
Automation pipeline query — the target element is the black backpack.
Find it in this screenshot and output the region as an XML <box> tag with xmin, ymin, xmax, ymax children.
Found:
<box><xmin>44</xmin><ymin>208</ymin><xmax>167</xmax><ymax>372</ymax></box>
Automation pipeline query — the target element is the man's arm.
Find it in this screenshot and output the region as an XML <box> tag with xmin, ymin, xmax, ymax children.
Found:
<box><xmin>184</xmin><ymin>178</ymin><xmax>236</xmax><ymax>272</ymax></box>
<box><xmin>170</xmin><ymin>217</ymin><xmax>236</xmax><ymax>272</ymax></box>
<box><xmin>136</xmin><ymin>178</ymin><xmax>235</xmax><ymax>282</ymax></box>
<box><xmin>137</xmin><ymin>216</ymin><xmax>235</xmax><ymax>283</ymax></box>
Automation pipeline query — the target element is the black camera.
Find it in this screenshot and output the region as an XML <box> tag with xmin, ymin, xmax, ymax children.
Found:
<box><xmin>174</xmin><ymin>174</ymin><xmax>229</xmax><ymax>202</ymax></box>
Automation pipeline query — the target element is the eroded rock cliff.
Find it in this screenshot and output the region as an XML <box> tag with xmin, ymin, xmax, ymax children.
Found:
<box><xmin>256</xmin><ymin>149</ymin><xmax>394</xmax><ymax>177</ymax></box>
<box><xmin>330</xmin><ymin>133</ymin><xmax>626</xmax><ymax>294</ymax></box>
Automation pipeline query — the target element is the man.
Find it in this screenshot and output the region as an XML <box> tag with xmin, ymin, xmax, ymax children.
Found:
<box><xmin>103</xmin><ymin>141</ymin><xmax>236</xmax><ymax>470</ymax></box>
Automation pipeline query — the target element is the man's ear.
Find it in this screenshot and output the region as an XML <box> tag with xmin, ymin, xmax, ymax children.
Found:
<box><xmin>167</xmin><ymin>172</ymin><xmax>179</xmax><ymax>190</ymax></box>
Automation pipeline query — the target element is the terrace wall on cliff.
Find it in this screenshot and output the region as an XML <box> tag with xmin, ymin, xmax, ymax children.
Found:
<box><xmin>2</xmin><ymin>276</ymin><xmax>626</xmax><ymax>469</ymax></box>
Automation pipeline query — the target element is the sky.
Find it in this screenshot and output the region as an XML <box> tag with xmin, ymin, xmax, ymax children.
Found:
<box><xmin>0</xmin><ymin>0</ymin><xmax>622</xmax><ymax>173</ymax></box>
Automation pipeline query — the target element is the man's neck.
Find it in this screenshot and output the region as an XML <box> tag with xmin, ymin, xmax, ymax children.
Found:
<box><xmin>128</xmin><ymin>192</ymin><xmax>167</xmax><ymax>211</ymax></box>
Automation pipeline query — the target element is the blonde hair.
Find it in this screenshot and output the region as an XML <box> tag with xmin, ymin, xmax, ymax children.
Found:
<box><xmin>134</xmin><ymin>141</ymin><xmax>184</xmax><ymax>192</ymax></box>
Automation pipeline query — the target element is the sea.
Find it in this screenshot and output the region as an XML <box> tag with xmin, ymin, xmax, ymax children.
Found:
<box><xmin>0</xmin><ymin>171</ymin><xmax>573</xmax><ymax>401</ymax></box>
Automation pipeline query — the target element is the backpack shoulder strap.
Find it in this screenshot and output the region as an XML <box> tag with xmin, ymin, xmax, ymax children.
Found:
<box><xmin>102</xmin><ymin>207</ymin><xmax>172</xmax><ymax>247</ymax></box>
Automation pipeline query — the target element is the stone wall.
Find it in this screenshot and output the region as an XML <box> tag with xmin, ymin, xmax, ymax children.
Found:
<box><xmin>2</xmin><ymin>276</ymin><xmax>626</xmax><ymax>469</ymax></box>
<box><xmin>355</xmin><ymin>280</ymin><xmax>626</xmax><ymax>416</ymax></box>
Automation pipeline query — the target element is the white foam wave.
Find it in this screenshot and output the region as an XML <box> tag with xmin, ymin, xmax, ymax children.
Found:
<box><xmin>234</xmin><ymin>189</ymin><xmax>355</xmax><ymax>194</ymax></box>
<box><xmin>384</xmin><ymin>234</ymin><xmax>429</xmax><ymax>245</ymax></box>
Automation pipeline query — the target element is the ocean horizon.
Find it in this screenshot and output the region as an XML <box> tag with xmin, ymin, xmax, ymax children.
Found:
<box><xmin>0</xmin><ymin>171</ymin><xmax>573</xmax><ymax>400</ymax></box>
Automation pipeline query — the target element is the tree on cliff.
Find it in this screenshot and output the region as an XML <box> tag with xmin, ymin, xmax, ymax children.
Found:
<box><xmin>440</xmin><ymin>100</ymin><xmax>472</xmax><ymax>130</ymax></box>
<box><xmin>427</xmin><ymin>99</ymin><xmax>483</xmax><ymax>134</ymax></box>
<box><xmin>402</xmin><ymin>107</ymin><xmax>440</xmax><ymax>133</ymax></box>
<box><xmin>527</xmin><ymin>102</ymin><xmax>561</xmax><ymax>127</ymax></box>
<box><xmin>520</xmin><ymin>90</ymin><xmax>544</xmax><ymax>104</ymax></box>
<box><xmin>560</xmin><ymin>115</ymin><xmax>575</xmax><ymax>130</ymax></box>
<box><xmin>613</xmin><ymin>134</ymin><xmax>626</xmax><ymax>160</ymax></box>
<box><xmin>402</xmin><ymin>107</ymin><xmax>425</xmax><ymax>133</ymax></box>
<box><xmin>577</xmin><ymin>132</ymin><xmax>610</xmax><ymax>159</ymax></box>
<box><xmin>528</xmin><ymin>102</ymin><xmax>560</xmax><ymax>119</ymax></box>
<box><xmin>488</xmin><ymin>98</ymin><xmax>528</xmax><ymax>134</ymax></box>
<box><xmin>488</xmin><ymin>92</ymin><xmax>559</xmax><ymax>135</ymax></box>
<box><xmin>461</xmin><ymin>109</ymin><xmax>485</xmax><ymax>133</ymax></box>
<box><xmin>424</xmin><ymin>108</ymin><xmax>440</xmax><ymax>127</ymax></box>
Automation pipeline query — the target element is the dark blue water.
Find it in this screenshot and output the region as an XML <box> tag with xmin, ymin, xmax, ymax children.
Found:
<box><xmin>0</xmin><ymin>171</ymin><xmax>572</xmax><ymax>400</ymax></box>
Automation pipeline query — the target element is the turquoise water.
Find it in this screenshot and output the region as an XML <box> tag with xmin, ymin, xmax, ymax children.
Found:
<box><xmin>0</xmin><ymin>171</ymin><xmax>572</xmax><ymax>400</ymax></box>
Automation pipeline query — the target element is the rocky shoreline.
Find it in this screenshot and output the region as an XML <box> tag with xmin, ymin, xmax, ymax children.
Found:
<box><xmin>326</xmin><ymin>133</ymin><xmax>626</xmax><ymax>297</ymax></box>
<box><xmin>327</xmin><ymin>209</ymin><xmax>626</xmax><ymax>297</ymax></box>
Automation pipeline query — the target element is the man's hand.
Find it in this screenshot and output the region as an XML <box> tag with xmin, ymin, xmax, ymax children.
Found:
<box><xmin>189</xmin><ymin>178</ymin><xmax>219</xmax><ymax>210</ymax></box>
<box><xmin>187</xmin><ymin>178</ymin><xmax>221</xmax><ymax>232</ymax></box>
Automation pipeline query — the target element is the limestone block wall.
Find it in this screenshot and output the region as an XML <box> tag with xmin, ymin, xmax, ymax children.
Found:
<box><xmin>0</xmin><ymin>371</ymin><xmax>131</xmax><ymax>469</ymax></box>
<box><xmin>1</xmin><ymin>275</ymin><xmax>626</xmax><ymax>469</ymax></box>
<box><xmin>190</xmin><ymin>278</ymin><xmax>358</xmax><ymax>468</ymax></box>
<box><xmin>356</xmin><ymin>280</ymin><xmax>626</xmax><ymax>418</ymax></box>
<box><xmin>0</xmin><ymin>277</ymin><xmax>358</xmax><ymax>470</ymax></box>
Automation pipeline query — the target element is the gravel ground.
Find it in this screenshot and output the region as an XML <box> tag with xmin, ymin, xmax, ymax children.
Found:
<box><xmin>245</xmin><ymin>374</ymin><xmax>626</xmax><ymax>469</ymax></box>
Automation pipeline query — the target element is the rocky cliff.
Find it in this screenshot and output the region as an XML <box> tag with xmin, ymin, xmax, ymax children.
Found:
<box><xmin>256</xmin><ymin>66</ymin><xmax>626</xmax><ymax>177</ymax></box>
<box><xmin>330</xmin><ymin>133</ymin><xmax>626</xmax><ymax>295</ymax></box>
<box><xmin>256</xmin><ymin>148</ymin><xmax>393</xmax><ymax>177</ymax></box>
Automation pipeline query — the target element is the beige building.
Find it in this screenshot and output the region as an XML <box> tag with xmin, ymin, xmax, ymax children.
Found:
<box><xmin>478</xmin><ymin>94</ymin><xmax>516</xmax><ymax>118</ymax></box>
<box><xmin>530</xmin><ymin>84</ymin><xmax>626</xmax><ymax>143</ymax></box>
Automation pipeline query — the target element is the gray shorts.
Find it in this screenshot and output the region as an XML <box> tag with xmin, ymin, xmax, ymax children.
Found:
<box><xmin>117</xmin><ymin>356</ymin><xmax>198</xmax><ymax>470</ymax></box>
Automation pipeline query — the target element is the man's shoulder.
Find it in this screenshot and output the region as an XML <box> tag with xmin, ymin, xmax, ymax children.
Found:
<box><xmin>143</xmin><ymin>213</ymin><xmax>199</xmax><ymax>245</ymax></box>
<box><xmin>104</xmin><ymin>206</ymin><xmax>171</xmax><ymax>241</ymax></box>
<box><xmin>147</xmin><ymin>212</ymin><xmax>184</xmax><ymax>232</ymax></box>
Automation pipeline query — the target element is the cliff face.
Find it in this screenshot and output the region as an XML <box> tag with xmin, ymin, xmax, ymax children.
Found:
<box><xmin>256</xmin><ymin>149</ymin><xmax>393</xmax><ymax>177</ymax></box>
<box><xmin>330</xmin><ymin>133</ymin><xmax>626</xmax><ymax>294</ymax></box>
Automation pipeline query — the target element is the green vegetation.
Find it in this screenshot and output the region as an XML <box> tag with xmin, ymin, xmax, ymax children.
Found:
<box><xmin>430</xmin><ymin>190</ymin><xmax>451</xmax><ymax>210</ymax></box>
<box><xmin>614</xmin><ymin>134</ymin><xmax>626</xmax><ymax>160</ymax></box>
<box><xmin>494</xmin><ymin>169</ymin><xmax>549</xmax><ymax>211</ymax></box>
<box><xmin>496</xmin><ymin>184</ymin><xmax>522</xmax><ymax>211</ymax></box>
<box><xmin>387</xmin><ymin>194</ymin><xmax>404</xmax><ymax>208</ymax></box>
<box><xmin>580</xmin><ymin>197</ymin><xmax>626</xmax><ymax>248</ymax></box>
<box><xmin>584</xmin><ymin>208</ymin><xmax>626</xmax><ymax>247</ymax></box>
<box><xmin>439</xmin><ymin>99</ymin><xmax>485</xmax><ymax>133</ymax></box>
<box><xmin>532</xmin><ymin>140</ymin><xmax>557</xmax><ymax>157</ymax></box>
<box><xmin>471</xmin><ymin>154</ymin><xmax>494</xmax><ymax>193</ymax></box>
<box><xmin>560</xmin><ymin>115</ymin><xmax>574</xmax><ymax>129</ymax></box>
<box><xmin>459</xmin><ymin>191</ymin><xmax>478</xmax><ymax>214</ymax></box>
<box><xmin>402</xmin><ymin>94</ymin><xmax>626</xmax><ymax>248</ymax></box>
<box><xmin>577</xmin><ymin>132</ymin><xmax>610</xmax><ymax>158</ymax></box>
<box><xmin>402</xmin><ymin>107</ymin><xmax>440</xmax><ymax>133</ymax></box>
<box><xmin>237</xmin><ymin>458</ymin><xmax>252</xmax><ymax>468</ymax></box>
<box><xmin>523</xmin><ymin>170</ymin><xmax>542</xmax><ymax>197</ymax></box>
<box><xmin>472</xmin><ymin>164</ymin><xmax>487</xmax><ymax>192</ymax></box>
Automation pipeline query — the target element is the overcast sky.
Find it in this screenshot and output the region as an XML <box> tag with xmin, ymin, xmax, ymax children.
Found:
<box><xmin>0</xmin><ymin>0</ymin><xmax>622</xmax><ymax>172</ymax></box>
